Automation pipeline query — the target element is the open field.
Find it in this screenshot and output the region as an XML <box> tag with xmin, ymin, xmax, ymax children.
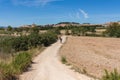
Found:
<box><xmin>59</xmin><ymin>36</ymin><xmax>120</xmax><ymax>78</ymax></box>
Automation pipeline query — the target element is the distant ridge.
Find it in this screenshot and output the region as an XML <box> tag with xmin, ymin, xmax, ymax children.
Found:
<box><xmin>57</xmin><ymin>22</ymin><xmax>80</xmax><ymax>25</ymax></box>
<box><xmin>0</xmin><ymin>26</ymin><xmax>7</xmax><ymax>28</ymax></box>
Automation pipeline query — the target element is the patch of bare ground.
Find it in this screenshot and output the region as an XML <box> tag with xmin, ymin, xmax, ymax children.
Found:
<box><xmin>59</xmin><ymin>36</ymin><xmax>120</xmax><ymax>78</ymax></box>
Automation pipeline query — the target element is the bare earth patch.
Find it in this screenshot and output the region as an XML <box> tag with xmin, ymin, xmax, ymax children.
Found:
<box><xmin>59</xmin><ymin>36</ymin><xmax>120</xmax><ymax>78</ymax></box>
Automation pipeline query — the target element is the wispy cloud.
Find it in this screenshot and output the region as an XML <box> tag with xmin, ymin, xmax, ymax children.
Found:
<box><xmin>12</xmin><ymin>0</ymin><xmax>62</xmax><ymax>6</ymax></box>
<box><xmin>79</xmin><ymin>9</ymin><xmax>89</xmax><ymax>18</ymax></box>
<box><xmin>68</xmin><ymin>11</ymin><xmax>80</xmax><ymax>19</ymax></box>
<box><xmin>68</xmin><ymin>9</ymin><xmax>89</xmax><ymax>19</ymax></box>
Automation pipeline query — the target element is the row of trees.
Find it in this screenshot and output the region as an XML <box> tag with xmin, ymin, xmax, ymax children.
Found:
<box><xmin>6</xmin><ymin>26</ymin><xmax>39</xmax><ymax>33</ymax></box>
<box><xmin>70</xmin><ymin>26</ymin><xmax>96</xmax><ymax>36</ymax></box>
<box><xmin>63</xmin><ymin>23</ymin><xmax>120</xmax><ymax>38</ymax></box>
<box><xmin>4</xmin><ymin>24</ymin><xmax>103</xmax><ymax>32</ymax></box>
<box><xmin>5</xmin><ymin>25</ymin><xmax>53</xmax><ymax>32</ymax></box>
<box><xmin>3</xmin><ymin>22</ymin><xmax>120</xmax><ymax>38</ymax></box>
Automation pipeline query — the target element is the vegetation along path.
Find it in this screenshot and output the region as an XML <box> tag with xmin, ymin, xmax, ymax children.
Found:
<box><xmin>20</xmin><ymin>36</ymin><xmax>94</xmax><ymax>80</ymax></box>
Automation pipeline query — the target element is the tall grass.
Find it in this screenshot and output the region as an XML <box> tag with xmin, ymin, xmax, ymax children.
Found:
<box><xmin>12</xmin><ymin>52</ymin><xmax>32</xmax><ymax>74</ymax></box>
<box><xmin>101</xmin><ymin>69</ymin><xmax>120</xmax><ymax>80</ymax></box>
<box><xmin>0</xmin><ymin>52</ymin><xmax>32</xmax><ymax>80</ymax></box>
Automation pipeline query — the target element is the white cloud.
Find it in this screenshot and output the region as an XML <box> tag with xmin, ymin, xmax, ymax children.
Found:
<box><xmin>12</xmin><ymin>0</ymin><xmax>62</xmax><ymax>6</ymax></box>
<box><xmin>68</xmin><ymin>9</ymin><xmax>89</xmax><ymax>19</ymax></box>
<box><xmin>79</xmin><ymin>9</ymin><xmax>89</xmax><ymax>18</ymax></box>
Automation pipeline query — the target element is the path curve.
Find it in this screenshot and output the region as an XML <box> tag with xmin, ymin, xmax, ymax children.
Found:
<box><xmin>20</xmin><ymin>36</ymin><xmax>94</xmax><ymax>80</ymax></box>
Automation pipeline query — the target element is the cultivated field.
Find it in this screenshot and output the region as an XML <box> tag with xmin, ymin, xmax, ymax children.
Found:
<box><xmin>59</xmin><ymin>36</ymin><xmax>120</xmax><ymax>78</ymax></box>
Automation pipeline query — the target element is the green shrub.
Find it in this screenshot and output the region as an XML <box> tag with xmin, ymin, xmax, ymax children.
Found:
<box><xmin>27</xmin><ymin>33</ymin><xmax>42</xmax><ymax>48</ymax></box>
<box><xmin>61</xmin><ymin>56</ymin><xmax>67</xmax><ymax>64</ymax></box>
<box><xmin>105</xmin><ymin>23</ymin><xmax>120</xmax><ymax>37</ymax></box>
<box><xmin>30</xmin><ymin>26</ymin><xmax>39</xmax><ymax>34</ymax></box>
<box><xmin>48</xmin><ymin>27</ymin><xmax>61</xmax><ymax>35</ymax></box>
<box><xmin>101</xmin><ymin>69</ymin><xmax>120</xmax><ymax>80</ymax></box>
<box><xmin>41</xmin><ymin>32</ymin><xmax>57</xmax><ymax>46</ymax></box>
<box><xmin>12</xmin><ymin>36</ymin><xmax>29</xmax><ymax>51</ymax></box>
<box><xmin>71</xmin><ymin>27</ymin><xmax>88</xmax><ymax>36</ymax></box>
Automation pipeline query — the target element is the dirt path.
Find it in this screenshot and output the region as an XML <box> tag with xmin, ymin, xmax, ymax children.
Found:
<box><xmin>20</xmin><ymin>36</ymin><xmax>94</xmax><ymax>80</ymax></box>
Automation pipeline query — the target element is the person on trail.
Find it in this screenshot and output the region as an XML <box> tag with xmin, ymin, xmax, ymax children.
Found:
<box><xmin>58</xmin><ymin>36</ymin><xmax>62</xmax><ymax>43</ymax></box>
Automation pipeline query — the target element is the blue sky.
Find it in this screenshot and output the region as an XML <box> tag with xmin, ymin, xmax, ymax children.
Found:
<box><xmin>0</xmin><ymin>0</ymin><xmax>120</xmax><ymax>27</ymax></box>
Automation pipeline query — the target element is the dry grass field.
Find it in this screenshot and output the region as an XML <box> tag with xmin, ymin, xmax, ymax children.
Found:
<box><xmin>59</xmin><ymin>36</ymin><xmax>120</xmax><ymax>78</ymax></box>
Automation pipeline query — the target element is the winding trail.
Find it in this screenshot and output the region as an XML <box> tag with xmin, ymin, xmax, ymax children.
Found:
<box><xmin>20</xmin><ymin>36</ymin><xmax>94</xmax><ymax>80</ymax></box>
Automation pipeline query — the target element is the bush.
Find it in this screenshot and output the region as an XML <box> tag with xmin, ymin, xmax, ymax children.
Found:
<box><xmin>71</xmin><ymin>27</ymin><xmax>88</xmax><ymax>36</ymax></box>
<box><xmin>71</xmin><ymin>28</ymin><xmax>80</xmax><ymax>36</ymax></box>
<box><xmin>41</xmin><ymin>32</ymin><xmax>57</xmax><ymax>46</ymax></box>
<box><xmin>12</xmin><ymin>36</ymin><xmax>29</xmax><ymax>51</ymax></box>
<box><xmin>27</xmin><ymin>33</ymin><xmax>42</xmax><ymax>48</ymax></box>
<box><xmin>101</xmin><ymin>69</ymin><xmax>120</xmax><ymax>80</ymax></box>
<box><xmin>105</xmin><ymin>23</ymin><xmax>120</xmax><ymax>37</ymax></box>
<box><xmin>61</xmin><ymin>56</ymin><xmax>67</xmax><ymax>64</ymax></box>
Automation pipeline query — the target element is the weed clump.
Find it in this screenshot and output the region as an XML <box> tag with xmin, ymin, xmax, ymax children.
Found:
<box><xmin>101</xmin><ymin>69</ymin><xmax>120</xmax><ymax>80</ymax></box>
<box><xmin>0</xmin><ymin>52</ymin><xmax>32</xmax><ymax>80</ymax></box>
<box><xmin>61</xmin><ymin>56</ymin><xmax>67</xmax><ymax>64</ymax></box>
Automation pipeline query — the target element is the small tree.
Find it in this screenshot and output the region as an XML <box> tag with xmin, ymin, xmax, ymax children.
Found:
<box><xmin>105</xmin><ymin>23</ymin><xmax>120</xmax><ymax>37</ymax></box>
<box><xmin>89</xmin><ymin>27</ymin><xmax>96</xmax><ymax>33</ymax></box>
<box><xmin>7</xmin><ymin>25</ymin><xmax>13</xmax><ymax>31</ymax></box>
<box><xmin>30</xmin><ymin>27</ymin><xmax>39</xmax><ymax>34</ymax></box>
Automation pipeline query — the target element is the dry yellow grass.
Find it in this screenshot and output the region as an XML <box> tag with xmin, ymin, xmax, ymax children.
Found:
<box><xmin>59</xmin><ymin>36</ymin><xmax>120</xmax><ymax>78</ymax></box>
